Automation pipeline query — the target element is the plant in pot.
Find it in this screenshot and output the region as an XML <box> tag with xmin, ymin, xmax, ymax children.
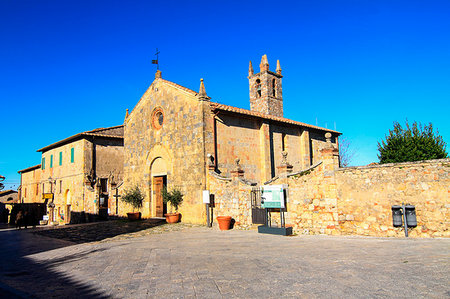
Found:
<box><xmin>162</xmin><ymin>187</ymin><xmax>183</xmax><ymax>223</ymax></box>
<box><xmin>121</xmin><ymin>185</ymin><xmax>144</xmax><ymax>220</ymax></box>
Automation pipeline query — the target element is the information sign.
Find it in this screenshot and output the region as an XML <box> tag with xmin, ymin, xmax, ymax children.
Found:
<box><xmin>42</xmin><ymin>193</ymin><xmax>54</xmax><ymax>200</ymax></box>
<box><xmin>261</xmin><ymin>185</ymin><xmax>286</xmax><ymax>209</ymax></box>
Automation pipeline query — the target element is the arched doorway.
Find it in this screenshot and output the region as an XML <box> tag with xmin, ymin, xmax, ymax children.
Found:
<box><xmin>150</xmin><ymin>157</ymin><xmax>167</xmax><ymax>217</ymax></box>
<box><xmin>64</xmin><ymin>189</ymin><xmax>71</xmax><ymax>224</ymax></box>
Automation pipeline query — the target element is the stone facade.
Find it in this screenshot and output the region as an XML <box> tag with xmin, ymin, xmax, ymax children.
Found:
<box><xmin>248</xmin><ymin>55</ymin><xmax>283</xmax><ymax>117</ymax></box>
<box><xmin>335</xmin><ymin>159</ymin><xmax>449</xmax><ymax>237</ymax></box>
<box><xmin>18</xmin><ymin>126</ymin><xmax>124</xmax><ymax>224</ymax></box>
<box><xmin>123</xmin><ymin>77</ymin><xmax>209</xmax><ymax>222</ymax></box>
<box><xmin>18</xmin><ymin>164</ymin><xmax>41</xmax><ymax>203</ymax></box>
<box><xmin>123</xmin><ymin>56</ymin><xmax>339</xmax><ymax>224</ymax></box>
<box><xmin>206</xmin><ymin>134</ymin><xmax>449</xmax><ymax>238</ymax></box>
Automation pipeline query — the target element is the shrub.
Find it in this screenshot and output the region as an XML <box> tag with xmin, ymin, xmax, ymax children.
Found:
<box><xmin>162</xmin><ymin>187</ymin><xmax>183</xmax><ymax>212</ymax></box>
<box><xmin>121</xmin><ymin>185</ymin><xmax>144</xmax><ymax>211</ymax></box>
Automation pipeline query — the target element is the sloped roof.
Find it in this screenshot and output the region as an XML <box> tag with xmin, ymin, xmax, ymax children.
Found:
<box><xmin>0</xmin><ymin>190</ymin><xmax>18</xmax><ymax>196</ymax></box>
<box><xmin>18</xmin><ymin>164</ymin><xmax>41</xmax><ymax>174</ymax></box>
<box><xmin>159</xmin><ymin>79</ymin><xmax>198</xmax><ymax>96</ymax></box>
<box><xmin>37</xmin><ymin>125</ymin><xmax>124</xmax><ymax>152</ymax></box>
<box><xmin>210</xmin><ymin>103</ymin><xmax>341</xmax><ymax>134</ymax></box>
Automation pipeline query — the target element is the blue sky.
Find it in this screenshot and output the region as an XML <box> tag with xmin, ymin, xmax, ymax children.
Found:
<box><xmin>1</xmin><ymin>0</ymin><xmax>449</xmax><ymax>190</ymax></box>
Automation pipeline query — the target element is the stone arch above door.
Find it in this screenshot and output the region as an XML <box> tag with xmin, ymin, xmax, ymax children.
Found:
<box><xmin>150</xmin><ymin>157</ymin><xmax>167</xmax><ymax>176</ymax></box>
<box><xmin>145</xmin><ymin>143</ymin><xmax>173</xmax><ymax>177</ymax></box>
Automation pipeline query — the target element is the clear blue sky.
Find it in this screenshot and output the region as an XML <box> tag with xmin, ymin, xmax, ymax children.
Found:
<box><xmin>1</xmin><ymin>0</ymin><xmax>449</xmax><ymax>190</ymax></box>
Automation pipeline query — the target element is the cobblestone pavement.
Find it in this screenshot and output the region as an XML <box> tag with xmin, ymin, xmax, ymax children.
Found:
<box><xmin>0</xmin><ymin>224</ymin><xmax>449</xmax><ymax>298</ymax></box>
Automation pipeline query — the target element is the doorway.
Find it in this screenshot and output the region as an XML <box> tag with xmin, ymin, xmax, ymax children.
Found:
<box><xmin>153</xmin><ymin>175</ymin><xmax>167</xmax><ymax>217</ymax></box>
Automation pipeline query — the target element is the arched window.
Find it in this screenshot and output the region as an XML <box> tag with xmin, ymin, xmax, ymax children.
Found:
<box><xmin>256</xmin><ymin>79</ymin><xmax>261</xmax><ymax>98</ymax></box>
<box><xmin>272</xmin><ymin>79</ymin><xmax>276</xmax><ymax>97</ymax></box>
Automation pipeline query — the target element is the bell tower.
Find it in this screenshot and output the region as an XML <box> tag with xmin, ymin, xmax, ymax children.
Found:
<box><xmin>248</xmin><ymin>54</ymin><xmax>283</xmax><ymax>117</ymax></box>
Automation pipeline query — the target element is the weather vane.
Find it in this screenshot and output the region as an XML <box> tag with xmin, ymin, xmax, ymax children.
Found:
<box><xmin>152</xmin><ymin>48</ymin><xmax>160</xmax><ymax>70</ymax></box>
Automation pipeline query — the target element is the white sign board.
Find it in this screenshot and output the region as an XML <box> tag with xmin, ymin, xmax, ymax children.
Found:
<box><xmin>261</xmin><ymin>185</ymin><xmax>286</xmax><ymax>209</ymax></box>
<box><xmin>203</xmin><ymin>190</ymin><xmax>211</xmax><ymax>204</ymax></box>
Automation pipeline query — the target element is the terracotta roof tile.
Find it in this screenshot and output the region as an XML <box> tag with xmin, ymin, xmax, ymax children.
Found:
<box><xmin>37</xmin><ymin>125</ymin><xmax>124</xmax><ymax>152</ymax></box>
<box><xmin>210</xmin><ymin>103</ymin><xmax>341</xmax><ymax>134</ymax></box>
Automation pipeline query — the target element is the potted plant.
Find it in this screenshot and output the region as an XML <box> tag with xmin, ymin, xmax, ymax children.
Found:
<box><xmin>162</xmin><ymin>187</ymin><xmax>183</xmax><ymax>223</ymax></box>
<box><xmin>121</xmin><ymin>185</ymin><xmax>144</xmax><ymax>220</ymax></box>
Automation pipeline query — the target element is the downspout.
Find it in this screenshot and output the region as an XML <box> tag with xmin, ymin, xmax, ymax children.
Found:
<box><xmin>213</xmin><ymin>111</ymin><xmax>219</xmax><ymax>171</ymax></box>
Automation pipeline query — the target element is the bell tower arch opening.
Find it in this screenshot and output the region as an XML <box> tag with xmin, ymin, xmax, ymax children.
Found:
<box><xmin>248</xmin><ymin>54</ymin><xmax>284</xmax><ymax>117</ymax></box>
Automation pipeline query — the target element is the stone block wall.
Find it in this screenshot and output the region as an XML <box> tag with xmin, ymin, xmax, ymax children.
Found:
<box><xmin>335</xmin><ymin>159</ymin><xmax>449</xmax><ymax>237</ymax></box>
<box><xmin>207</xmin><ymin>147</ymin><xmax>449</xmax><ymax>238</ymax></box>
<box><xmin>207</xmin><ymin>171</ymin><xmax>253</xmax><ymax>228</ymax></box>
<box><xmin>20</xmin><ymin>167</ymin><xmax>41</xmax><ymax>203</ymax></box>
<box><xmin>215</xmin><ymin>114</ymin><xmax>261</xmax><ymax>181</ymax></box>
<box><xmin>123</xmin><ymin>79</ymin><xmax>207</xmax><ymax>222</ymax></box>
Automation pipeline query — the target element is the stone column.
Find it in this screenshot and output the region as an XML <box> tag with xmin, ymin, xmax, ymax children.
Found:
<box><xmin>299</xmin><ymin>129</ymin><xmax>311</xmax><ymax>169</ymax></box>
<box><xmin>320</xmin><ymin>133</ymin><xmax>340</xmax><ymax>176</ymax></box>
<box><xmin>259</xmin><ymin>122</ymin><xmax>272</xmax><ymax>182</ymax></box>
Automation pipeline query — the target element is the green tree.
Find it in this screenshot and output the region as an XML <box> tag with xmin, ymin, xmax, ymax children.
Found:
<box><xmin>377</xmin><ymin>121</ymin><xmax>448</xmax><ymax>164</ymax></box>
<box><xmin>121</xmin><ymin>185</ymin><xmax>144</xmax><ymax>211</ymax></box>
<box><xmin>162</xmin><ymin>187</ymin><xmax>184</xmax><ymax>212</ymax></box>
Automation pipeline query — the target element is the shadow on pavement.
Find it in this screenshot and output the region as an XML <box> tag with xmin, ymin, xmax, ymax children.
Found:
<box><xmin>0</xmin><ymin>218</ymin><xmax>165</xmax><ymax>297</ymax></box>
<box><xmin>33</xmin><ymin>218</ymin><xmax>165</xmax><ymax>243</ymax></box>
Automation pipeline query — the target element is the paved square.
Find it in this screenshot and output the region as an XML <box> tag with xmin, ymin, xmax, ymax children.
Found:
<box><xmin>0</xmin><ymin>224</ymin><xmax>449</xmax><ymax>298</ymax></box>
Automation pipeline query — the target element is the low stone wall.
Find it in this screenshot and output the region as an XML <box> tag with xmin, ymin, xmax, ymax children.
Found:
<box><xmin>207</xmin><ymin>171</ymin><xmax>253</xmax><ymax>229</ymax></box>
<box><xmin>206</xmin><ymin>154</ymin><xmax>449</xmax><ymax>238</ymax></box>
<box><xmin>335</xmin><ymin>159</ymin><xmax>449</xmax><ymax>237</ymax></box>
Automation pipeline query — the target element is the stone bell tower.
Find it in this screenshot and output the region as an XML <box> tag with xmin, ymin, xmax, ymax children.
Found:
<box><xmin>248</xmin><ymin>54</ymin><xmax>283</xmax><ymax>117</ymax></box>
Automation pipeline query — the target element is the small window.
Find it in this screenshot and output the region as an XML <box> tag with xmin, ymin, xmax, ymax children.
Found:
<box><xmin>59</xmin><ymin>180</ymin><xmax>62</xmax><ymax>193</ymax></box>
<box><xmin>100</xmin><ymin>178</ymin><xmax>108</xmax><ymax>193</ymax></box>
<box><xmin>282</xmin><ymin>133</ymin><xmax>286</xmax><ymax>151</ymax></box>
<box><xmin>42</xmin><ymin>157</ymin><xmax>45</xmax><ymax>170</ymax></box>
<box><xmin>36</xmin><ymin>184</ymin><xmax>39</xmax><ymax>195</ymax></box>
<box><xmin>272</xmin><ymin>79</ymin><xmax>276</xmax><ymax>97</ymax></box>
<box><xmin>50</xmin><ymin>155</ymin><xmax>53</xmax><ymax>168</ymax></box>
<box><xmin>256</xmin><ymin>79</ymin><xmax>261</xmax><ymax>98</ymax></box>
<box><xmin>42</xmin><ymin>183</ymin><xmax>45</xmax><ymax>193</ymax></box>
<box><xmin>71</xmin><ymin>148</ymin><xmax>74</xmax><ymax>163</ymax></box>
<box><xmin>151</xmin><ymin>108</ymin><xmax>164</xmax><ymax>130</ymax></box>
<box><xmin>59</xmin><ymin>151</ymin><xmax>63</xmax><ymax>166</ymax></box>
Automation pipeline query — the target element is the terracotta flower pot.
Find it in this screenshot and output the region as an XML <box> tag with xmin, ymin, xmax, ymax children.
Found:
<box><xmin>165</xmin><ymin>213</ymin><xmax>180</xmax><ymax>223</ymax></box>
<box><xmin>127</xmin><ymin>212</ymin><xmax>141</xmax><ymax>220</ymax></box>
<box><xmin>216</xmin><ymin>216</ymin><xmax>232</xmax><ymax>230</ymax></box>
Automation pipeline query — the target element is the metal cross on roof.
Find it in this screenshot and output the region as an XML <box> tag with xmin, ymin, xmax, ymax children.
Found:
<box><xmin>152</xmin><ymin>48</ymin><xmax>160</xmax><ymax>70</ymax></box>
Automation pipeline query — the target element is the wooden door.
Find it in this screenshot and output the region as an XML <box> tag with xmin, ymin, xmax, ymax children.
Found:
<box><xmin>153</xmin><ymin>176</ymin><xmax>164</xmax><ymax>217</ymax></box>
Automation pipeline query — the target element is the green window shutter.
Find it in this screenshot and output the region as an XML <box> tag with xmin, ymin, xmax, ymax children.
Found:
<box><xmin>42</xmin><ymin>157</ymin><xmax>45</xmax><ymax>170</ymax></box>
<box><xmin>71</xmin><ymin>148</ymin><xmax>74</xmax><ymax>163</ymax></box>
<box><xmin>50</xmin><ymin>155</ymin><xmax>53</xmax><ymax>168</ymax></box>
<box><xmin>59</xmin><ymin>151</ymin><xmax>63</xmax><ymax>166</ymax></box>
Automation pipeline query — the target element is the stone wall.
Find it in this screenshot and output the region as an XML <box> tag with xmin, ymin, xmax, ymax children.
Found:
<box><xmin>335</xmin><ymin>159</ymin><xmax>449</xmax><ymax>237</ymax></box>
<box><xmin>20</xmin><ymin>167</ymin><xmax>41</xmax><ymax>204</ymax></box>
<box><xmin>207</xmin><ymin>171</ymin><xmax>253</xmax><ymax>228</ymax></box>
<box><xmin>123</xmin><ymin>78</ymin><xmax>207</xmax><ymax>222</ymax></box>
<box><xmin>215</xmin><ymin>114</ymin><xmax>262</xmax><ymax>181</ymax></box>
<box><xmin>207</xmin><ymin>135</ymin><xmax>449</xmax><ymax>238</ymax></box>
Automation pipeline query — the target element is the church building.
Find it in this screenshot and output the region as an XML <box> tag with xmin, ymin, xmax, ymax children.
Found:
<box><xmin>123</xmin><ymin>55</ymin><xmax>340</xmax><ymax>223</ymax></box>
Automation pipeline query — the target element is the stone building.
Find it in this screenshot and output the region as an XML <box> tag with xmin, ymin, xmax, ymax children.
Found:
<box><xmin>18</xmin><ymin>125</ymin><xmax>124</xmax><ymax>224</ymax></box>
<box><xmin>123</xmin><ymin>55</ymin><xmax>340</xmax><ymax>223</ymax></box>
<box><xmin>18</xmin><ymin>164</ymin><xmax>41</xmax><ymax>203</ymax></box>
